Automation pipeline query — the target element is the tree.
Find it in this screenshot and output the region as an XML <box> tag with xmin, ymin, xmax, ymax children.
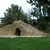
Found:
<box><xmin>27</xmin><ymin>0</ymin><xmax>50</xmax><ymax>18</ymax></box>
<box><xmin>27</xmin><ymin>0</ymin><xmax>50</xmax><ymax>30</ymax></box>
<box><xmin>1</xmin><ymin>4</ymin><xmax>28</xmax><ymax>27</ymax></box>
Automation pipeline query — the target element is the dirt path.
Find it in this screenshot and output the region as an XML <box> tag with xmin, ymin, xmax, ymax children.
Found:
<box><xmin>0</xmin><ymin>35</ymin><xmax>44</xmax><ymax>38</ymax></box>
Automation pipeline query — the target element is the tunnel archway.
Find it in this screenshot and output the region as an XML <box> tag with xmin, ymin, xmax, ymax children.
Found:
<box><xmin>15</xmin><ymin>28</ymin><xmax>21</xmax><ymax>36</ymax></box>
<box><xmin>33</xmin><ymin>21</ymin><xmax>36</xmax><ymax>25</ymax></box>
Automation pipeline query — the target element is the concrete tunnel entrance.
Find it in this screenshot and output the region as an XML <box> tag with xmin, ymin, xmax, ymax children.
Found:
<box><xmin>15</xmin><ymin>28</ymin><xmax>21</xmax><ymax>36</ymax></box>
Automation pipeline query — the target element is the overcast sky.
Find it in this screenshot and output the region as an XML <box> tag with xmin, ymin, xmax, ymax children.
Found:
<box><xmin>0</xmin><ymin>0</ymin><xmax>32</xmax><ymax>17</ymax></box>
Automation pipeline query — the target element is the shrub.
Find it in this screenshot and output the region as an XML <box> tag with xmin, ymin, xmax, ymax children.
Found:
<box><xmin>37</xmin><ymin>21</ymin><xmax>48</xmax><ymax>30</ymax></box>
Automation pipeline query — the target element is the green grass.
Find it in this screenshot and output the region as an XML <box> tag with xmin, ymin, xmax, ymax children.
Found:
<box><xmin>0</xmin><ymin>37</ymin><xmax>50</xmax><ymax>50</ymax></box>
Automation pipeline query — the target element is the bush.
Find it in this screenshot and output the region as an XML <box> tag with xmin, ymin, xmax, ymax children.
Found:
<box><xmin>48</xmin><ymin>22</ymin><xmax>50</xmax><ymax>27</ymax></box>
<box><xmin>37</xmin><ymin>21</ymin><xmax>48</xmax><ymax>30</ymax></box>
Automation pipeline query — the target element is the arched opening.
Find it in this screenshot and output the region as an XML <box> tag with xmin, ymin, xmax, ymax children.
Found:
<box><xmin>33</xmin><ymin>21</ymin><xmax>36</xmax><ymax>25</ymax></box>
<box><xmin>15</xmin><ymin>28</ymin><xmax>21</xmax><ymax>36</ymax></box>
<box><xmin>31</xmin><ymin>21</ymin><xmax>36</xmax><ymax>26</ymax></box>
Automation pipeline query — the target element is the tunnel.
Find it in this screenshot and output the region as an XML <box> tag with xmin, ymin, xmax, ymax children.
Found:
<box><xmin>15</xmin><ymin>28</ymin><xmax>21</xmax><ymax>36</ymax></box>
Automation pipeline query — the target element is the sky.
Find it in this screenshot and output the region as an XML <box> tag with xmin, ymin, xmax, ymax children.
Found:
<box><xmin>0</xmin><ymin>0</ymin><xmax>32</xmax><ymax>17</ymax></box>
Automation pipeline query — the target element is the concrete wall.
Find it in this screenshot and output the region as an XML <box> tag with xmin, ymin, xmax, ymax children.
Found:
<box><xmin>0</xmin><ymin>21</ymin><xmax>44</xmax><ymax>36</ymax></box>
<box><xmin>0</xmin><ymin>25</ymin><xmax>14</xmax><ymax>35</ymax></box>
